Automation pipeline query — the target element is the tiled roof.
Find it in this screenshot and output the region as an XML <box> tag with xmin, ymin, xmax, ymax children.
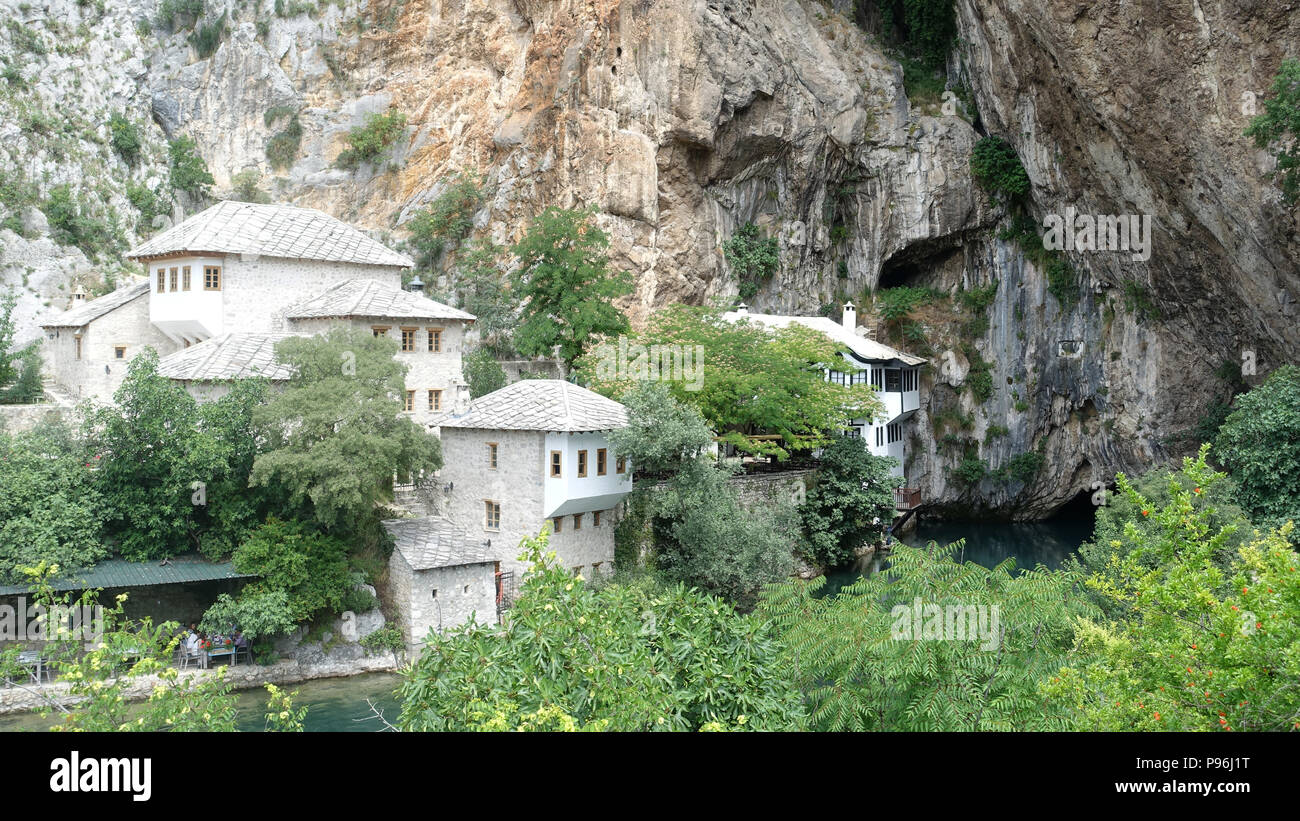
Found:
<box><xmin>0</xmin><ymin>554</ymin><xmax>253</xmax><ymax>595</ymax></box>
<box><xmin>721</xmin><ymin>310</ymin><xmax>927</xmax><ymax>366</ymax></box>
<box><xmin>40</xmin><ymin>281</ymin><xmax>150</xmax><ymax>328</ymax></box>
<box><xmin>283</xmin><ymin>279</ymin><xmax>475</xmax><ymax>322</ymax></box>
<box><xmin>441</xmin><ymin>379</ymin><xmax>629</xmax><ymax>432</ymax></box>
<box><xmin>383</xmin><ymin>516</ymin><xmax>495</xmax><ymax>570</ymax></box>
<box><xmin>156</xmin><ymin>333</ymin><xmax>296</xmax><ymax>382</ymax></box>
<box><xmin>126</xmin><ymin>200</ymin><xmax>414</xmax><ymax>268</ymax></box>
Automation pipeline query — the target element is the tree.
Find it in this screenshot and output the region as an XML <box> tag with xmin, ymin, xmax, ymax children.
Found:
<box><xmin>800</xmin><ymin>435</ymin><xmax>899</xmax><ymax>567</ymax></box>
<box><xmin>1244</xmin><ymin>58</ymin><xmax>1300</xmax><ymax>205</ymax></box>
<box><xmin>1043</xmin><ymin>448</ymin><xmax>1300</xmax><ymax>732</ymax></box>
<box><xmin>450</xmin><ymin>238</ymin><xmax>516</xmax><ymax>356</ymax></box>
<box><xmin>607</xmin><ymin>381</ymin><xmax>713</xmax><ymax>479</ymax></box>
<box><xmin>462</xmin><ymin>348</ymin><xmax>507</xmax><ymax>399</ymax></box>
<box><xmin>0</xmin><ymin>419</ymin><xmax>106</xmax><ymax>581</ymax></box>
<box><xmin>722</xmin><ymin>222</ymin><xmax>779</xmax><ymax>301</ymax></box>
<box><xmin>510</xmin><ymin>206</ymin><xmax>632</xmax><ymax>371</ymax></box>
<box><xmin>970</xmin><ymin>136</ymin><xmax>1030</xmax><ymax>201</ymax></box>
<box><xmin>200</xmin><ymin>589</ymin><xmax>296</xmax><ymax>640</ymax></box>
<box><xmin>250</xmin><ymin>326</ymin><xmax>442</xmax><ymax>529</ymax></box>
<box><xmin>1213</xmin><ymin>365</ymin><xmax>1300</xmax><ymax>537</ymax></box>
<box><xmin>0</xmin><ymin>289</ymin><xmax>41</xmax><ymax>403</ymax></box>
<box><xmin>107</xmin><ymin>112</ymin><xmax>142</xmax><ymax>166</ymax></box>
<box><xmin>398</xmin><ymin>530</ymin><xmax>805</xmax><ymax>731</ymax></box>
<box><xmin>407</xmin><ymin>172</ymin><xmax>483</xmax><ymax>270</ymax></box>
<box><xmin>168</xmin><ymin>135</ymin><xmax>214</xmax><ymax>199</ymax></box>
<box><xmin>759</xmin><ymin>541</ymin><xmax>1094</xmax><ymax>731</ymax></box>
<box><xmin>579</xmin><ymin>305</ymin><xmax>882</xmax><ymax>459</ymax></box>
<box><xmin>231</xmin><ymin>517</ymin><xmax>352</xmax><ymax>622</ymax></box>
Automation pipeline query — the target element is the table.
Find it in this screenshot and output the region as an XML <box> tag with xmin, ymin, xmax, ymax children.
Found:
<box><xmin>205</xmin><ymin>644</ymin><xmax>237</xmax><ymax>667</ymax></box>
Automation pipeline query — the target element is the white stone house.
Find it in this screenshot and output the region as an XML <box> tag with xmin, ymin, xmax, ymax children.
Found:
<box><xmin>382</xmin><ymin>516</ymin><xmax>500</xmax><ymax>649</ymax></box>
<box><xmin>722</xmin><ymin>303</ymin><xmax>926</xmax><ymax>479</ymax></box>
<box><xmin>438</xmin><ymin>380</ymin><xmax>634</xmax><ymax>579</ymax></box>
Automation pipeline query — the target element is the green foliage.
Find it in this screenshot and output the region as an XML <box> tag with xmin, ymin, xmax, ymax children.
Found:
<box><xmin>107</xmin><ymin>113</ymin><xmax>142</xmax><ymax>166</ymax></box>
<box><xmin>155</xmin><ymin>0</ymin><xmax>204</xmax><ymax>31</ymax></box>
<box><xmin>800</xmin><ymin>436</ymin><xmax>899</xmax><ymax>567</ymax></box>
<box><xmin>877</xmin><ymin>285</ymin><xmax>938</xmax><ymax>321</ymax></box>
<box><xmin>263</xmin><ymin>684</ymin><xmax>308</xmax><ymax>731</ymax></box>
<box><xmin>232</xmin><ymin>517</ymin><xmax>352</xmax><ymax>622</ymax></box>
<box><xmin>227</xmin><ymin>168</ymin><xmax>270</xmax><ymax>203</ymax></box>
<box><xmin>970</xmin><ymin>136</ymin><xmax>1030</xmax><ymax>201</ymax></box>
<box><xmin>509</xmin><ymin>206</ymin><xmax>633</xmax><ymax>370</ymax></box>
<box><xmin>723</xmin><ymin>222</ymin><xmax>779</xmax><ymax>301</ymax></box>
<box><xmin>898</xmin><ymin>54</ymin><xmax>946</xmax><ymax>107</ymax></box>
<box><xmin>1214</xmin><ymin>365</ymin><xmax>1300</xmax><ymax>534</ymax></box>
<box><xmin>336</xmin><ymin>108</ymin><xmax>407</xmax><ymax>168</ymax></box>
<box><xmin>41</xmin><ymin>185</ymin><xmax>117</xmax><ymax>260</ymax></box>
<box><xmin>606</xmin><ymin>381</ymin><xmax>713</xmax><ymax>478</ymax></box>
<box><xmin>760</xmin><ymin>541</ymin><xmax>1093</xmax><ymax>730</ymax></box>
<box><xmin>200</xmin><ymin>589</ymin><xmax>296</xmax><ymax>641</ymax></box>
<box><xmin>1045</xmin><ymin>257</ymin><xmax>1079</xmax><ymax>309</ymax></box>
<box><xmin>187</xmin><ymin>12</ymin><xmax>226</xmax><ymax>58</ymax></box>
<box><xmin>983</xmin><ymin>424</ymin><xmax>1009</xmax><ymax>443</ymax></box>
<box><xmin>998</xmin><ymin>214</ymin><xmax>1078</xmax><ymax>309</ymax></box>
<box><xmin>1121</xmin><ymin>280</ymin><xmax>1161</xmax><ymax>322</ymax></box>
<box><xmin>462</xmin><ymin>349</ymin><xmax>507</xmax><ymax>399</ymax></box>
<box><xmin>126</xmin><ymin>181</ymin><xmax>168</xmax><ymax>231</ymax></box>
<box><xmin>340</xmin><ymin>586</ymin><xmax>379</xmax><ymax>613</ymax></box>
<box><xmin>962</xmin><ymin>343</ymin><xmax>993</xmax><ymax>403</ymax></box>
<box><xmin>0</xmin><ymin>419</ymin><xmax>106</xmax><ymax>581</ymax></box>
<box><xmin>995</xmin><ymin>449</ymin><xmax>1044</xmax><ymax>484</ymax></box>
<box><xmin>1044</xmin><ymin>451</ymin><xmax>1300</xmax><ymax>731</ymax></box>
<box><xmin>1</xmin><ymin>58</ymin><xmax>25</xmax><ymax>90</ymax></box>
<box><xmin>168</xmin><ymin>135</ymin><xmax>214</xmax><ymax>198</ymax></box>
<box><xmin>1244</xmin><ymin>58</ymin><xmax>1300</xmax><ymax>205</ymax></box>
<box><xmin>399</xmin><ymin>531</ymin><xmax>805</xmax><ymax>731</ymax></box>
<box><xmin>265</xmin><ymin>114</ymin><xmax>303</xmax><ymax>171</ymax></box>
<box><xmin>877</xmin><ymin>0</ymin><xmax>956</xmax><ymax>69</ymax></box>
<box><xmin>0</xmin><ymin>289</ymin><xmax>41</xmax><ymax>403</ymax></box>
<box><xmin>251</xmin><ymin>326</ymin><xmax>443</xmax><ymax>530</ymax></box>
<box><xmin>952</xmin><ymin>455</ymin><xmax>987</xmax><ymax>486</ymax></box>
<box><xmin>360</xmin><ymin>625</ymin><xmax>405</xmax><ymax>655</ymax></box>
<box><xmin>275</xmin><ymin>0</ymin><xmax>317</xmax><ymax>18</ymax></box>
<box><xmin>449</xmin><ymin>238</ymin><xmax>516</xmax><ymax>357</ymax></box>
<box><xmin>6</xmin><ymin>20</ymin><xmax>47</xmax><ymax>55</ymax></box>
<box><xmin>580</xmin><ymin>305</ymin><xmax>882</xmax><ymax>459</ymax></box>
<box><xmin>406</xmin><ymin>172</ymin><xmax>484</xmax><ymax>269</ymax></box>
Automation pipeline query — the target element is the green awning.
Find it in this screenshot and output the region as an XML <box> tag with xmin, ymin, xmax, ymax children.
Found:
<box><xmin>0</xmin><ymin>554</ymin><xmax>254</xmax><ymax>595</ymax></box>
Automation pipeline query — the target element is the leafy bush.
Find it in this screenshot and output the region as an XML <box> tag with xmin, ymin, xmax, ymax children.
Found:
<box><xmin>462</xmin><ymin>348</ymin><xmax>507</xmax><ymax>399</ymax></box>
<box><xmin>155</xmin><ymin>0</ymin><xmax>204</xmax><ymax>31</ymax></box>
<box><xmin>971</xmin><ymin>136</ymin><xmax>1030</xmax><ymax>201</ymax></box>
<box><xmin>800</xmin><ymin>436</ymin><xmax>898</xmax><ymax>567</ymax></box>
<box><xmin>168</xmin><ymin>136</ymin><xmax>214</xmax><ymax>198</ymax></box>
<box><xmin>1121</xmin><ymin>280</ymin><xmax>1161</xmax><ymax>321</ymax></box>
<box><xmin>1214</xmin><ymin>365</ymin><xmax>1300</xmax><ymax>535</ymax></box>
<box><xmin>877</xmin><ymin>285</ymin><xmax>938</xmax><ymax>321</ymax></box>
<box><xmin>879</xmin><ymin>0</ymin><xmax>957</xmax><ymax>70</ymax></box>
<box><xmin>1244</xmin><ymin>58</ymin><xmax>1300</xmax><ymax>205</ymax></box>
<box><xmin>360</xmin><ymin>626</ymin><xmax>404</xmax><ymax>655</ymax></box>
<box><xmin>108</xmin><ymin>113</ymin><xmax>142</xmax><ymax>165</ymax></box>
<box><xmin>6</xmin><ymin>20</ymin><xmax>47</xmax><ymax>55</ymax></box>
<box><xmin>126</xmin><ymin>181</ymin><xmax>168</xmax><ymax>231</ymax></box>
<box><xmin>265</xmin><ymin>114</ymin><xmax>303</xmax><ymax>171</ymax></box>
<box><xmin>232</xmin><ymin>518</ymin><xmax>353</xmax><ymax>623</ymax></box>
<box><xmin>187</xmin><ymin>12</ymin><xmax>226</xmax><ymax>58</ymax></box>
<box><xmin>406</xmin><ymin>172</ymin><xmax>483</xmax><ymax>268</ymax></box>
<box><xmin>952</xmin><ymin>456</ymin><xmax>987</xmax><ymax>486</ymax></box>
<box><xmin>228</xmin><ymin>168</ymin><xmax>269</xmax><ymax>203</ymax></box>
<box><xmin>41</xmin><ymin>185</ymin><xmax>116</xmax><ymax>260</ymax></box>
<box><xmin>723</xmin><ymin>222</ymin><xmax>779</xmax><ymax>301</ymax></box>
<box><xmin>200</xmin><ymin>589</ymin><xmax>296</xmax><ymax>641</ymax></box>
<box><xmin>335</xmin><ymin>108</ymin><xmax>407</xmax><ymax>168</ymax></box>
<box><xmin>340</xmin><ymin>586</ymin><xmax>378</xmax><ymax>614</ymax></box>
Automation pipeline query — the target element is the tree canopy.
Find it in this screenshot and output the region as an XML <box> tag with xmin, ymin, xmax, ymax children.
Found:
<box><xmin>1213</xmin><ymin>365</ymin><xmax>1300</xmax><ymax>536</ymax></box>
<box><xmin>1244</xmin><ymin>58</ymin><xmax>1300</xmax><ymax>205</ymax></box>
<box><xmin>800</xmin><ymin>435</ymin><xmax>899</xmax><ymax>567</ymax></box>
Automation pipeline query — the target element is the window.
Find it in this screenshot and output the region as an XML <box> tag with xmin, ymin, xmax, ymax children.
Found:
<box><xmin>846</xmin><ymin>426</ymin><xmax>860</xmax><ymax>438</ymax></box>
<box><xmin>428</xmin><ymin>389</ymin><xmax>442</xmax><ymax>411</ymax></box>
<box><xmin>550</xmin><ymin>451</ymin><xmax>562</xmax><ymax>478</ymax></box>
<box><xmin>400</xmin><ymin>328</ymin><xmax>417</xmax><ymax>352</ymax></box>
<box><xmin>371</xmin><ymin>326</ymin><xmax>390</xmax><ymax>338</ymax></box>
<box><xmin>573</xmin><ymin>514</ymin><xmax>582</xmax><ymax>531</ymax></box>
<box><xmin>593</xmin><ymin>510</ymin><xmax>602</xmax><ymax>527</ymax></box>
<box><xmin>484</xmin><ymin>501</ymin><xmax>500</xmax><ymax>531</ymax></box>
<box><xmin>405</xmin><ymin>390</ymin><xmax>415</xmax><ymax>412</ymax></box>
<box><xmin>182</xmin><ymin>266</ymin><xmax>191</xmax><ymax>291</ymax></box>
<box><xmin>74</xmin><ymin>337</ymin><xmax>82</xmax><ymax>360</ymax></box>
<box><xmin>875</xmin><ymin>427</ymin><xmax>883</xmax><ymax>447</ymax></box>
<box><xmin>114</xmin><ymin>346</ymin><xmax>126</xmax><ymax>360</ymax></box>
<box><xmin>828</xmin><ymin>370</ymin><xmax>848</xmax><ymax>385</ymax></box>
<box><xmin>616</xmin><ymin>455</ymin><xmax>626</xmax><ymax>474</ymax></box>
<box><xmin>203</xmin><ymin>265</ymin><xmax>221</xmax><ymax>291</ymax></box>
<box><xmin>887</xmin><ymin>422</ymin><xmax>902</xmax><ymax>443</ymax></box>
<box><xmin>552</xmin><ymin>517</ymin><xmax>562</xmax><ymax>534</ymax></box>
<box><xmin>871</xmin><ymin>368</ymin><xmax>884</xmax><ymax>389</ymax></box>
<box><xmin>577</xmin><ymin>450</ymin><xmax>588</xmax><ymax>477</ymax></box>
<box><xmin>885</xmin><ymin>368</ymin><xmax>902</xmax><ymax>392</ymax></box>
<box><xmin>486</xmin><ymin>442</ymin><xmax>498</xmax><ymax>469</ymax></box>
<box><xmin>169</xmin><ymin>267</ymin><xmax>178</xmax><ymax>291</ymax></box>
<box><xmin>427</xmin><ymin>328</ymin><xmax>442</xmax><ymax>353</ymax></box>
<box><xmin>156</xmin><ymin>268</ymin><xmax>165</xmax><ymax>293</ymax></box>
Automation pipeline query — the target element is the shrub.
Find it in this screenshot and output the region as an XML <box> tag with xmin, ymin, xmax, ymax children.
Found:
<box><xmin>41</xmin><ymin>185</ymin><xmax>116</xmax><ymax>260</ymax></box>
<box><xmin>265</xmin><ymin>114</ymin><xmax>303</xmax><ymax>170</ymax></box>
<box><xmin>879</xmin><ymin>0</ymin><xmax>957</xmax><ymax>70</ymax></box>
<box><xmin>188</xmin><ymin>12</ymin><xmax>226</xmax><ymax>59</ymax></box>
<box><xmin>107</xmin><ymin>113</ymin><xmax>142</xmax><ymax>165</ymax></box>
<box><xmin>340</xmin><ymin>587</ymin><xmax>378</xmax><ymax>614</ymax></box>
<box><xmin>1244</xmin><ymin>58</ymin><xmax>1300</xmax><ymax>205</ymax></box>
<box><xmin>953</xmin><ymin>456</ymin><xmax>987</xmax><ymax>486</ymax></box>
<box><xmin>462</xmin><ymin>349</ymin><xmax>506</xmax><ymax>399</ymax></box>
<box><xmin>971</xmin><ymin>136</ymin><xmax>1030</xmax><ymax>201</ymax></box>
<box><xmin>6</xmin><ymin>20</ymin><xmax>47</xmax><ymax>55</ymax></box>
<box><xmin>877</xmin><ymin>285</ymin><xmax>938</xmax><ymax>321</ymax></box>
<box><xmin>335</xmin><ymin>108</ymin><xmax>407</xmax><ymax>168</ymax></box>
<box><xmin>406</xmin><ymin>172</ymin><xmax>484</xmax><ymax>268</ymax></box>
<box><xmin>228</xmin><ymin>168</ymin><xmax>270</xmax><ymax>203</ymax></box>
<box><xmin>168</xmin><ymin>135</ymin><xmax>214</xmax><ymax>197</ymax></box>
<box><xmin>155</xmin><ymin>0</ymin><xmax>204</xmax><ymax>31</ymax></box>
<box><xmin>1121</xmin><ymin>280</ymin><xmax>1161</xmax><ymax>322</ymax></box>
<box><xmin>126</xmin><ymin>181</ymin><xmax>167</xmax><ymax>231</ymax></box>
<box><xmin>723</xmin><ymin>222</ymin><xmax>779</xmax><ymax>301</ymax></box>
<box><xmin>360</xmin><ymin>626</ymin><xmax>404</xmax><ymax>655</ymax></box>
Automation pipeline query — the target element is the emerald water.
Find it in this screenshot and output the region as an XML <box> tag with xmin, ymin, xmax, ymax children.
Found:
<box><xmin>0</xmin><ymin>671</ymin><xmax>403</xmax><ymax>733</ymax></box>
<box><xmin>820</xmin><ymin>512</ymin><xmax>1095</xmax><ymax>597</ymax></box>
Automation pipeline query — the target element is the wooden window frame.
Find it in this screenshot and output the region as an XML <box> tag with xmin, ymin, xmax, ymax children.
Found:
<box><xmin>371</xmin><ymin>325</ymin><xmax>390</xmax><ymax>338</ymax></box>
<box><xmin>404</xmin><ymin>390</ymin><xmax>415</xmax><ymax>412</ymax></box>
<box><xmin>577</xmin><ymin>450</ymin><xmax>588</xmax><ymax>478</ymax></box>
<box><xmin>572</xmin><ymin>513</ymin><xmax>582</xmax><ymax>531</ymax></box>
<box><xmin>615</xmin><ymin>455</ymin><xmax>626</xmax><ymax>474</ymax></box>
<box><xmin>549</xmin><ymin>450</ymin><xmax>562</xmax><ymax>478</ymax></box>
<box><xmin>156</xmin><ymin>268</ymin><xmax>165</xmax><ymax>293</ymax></box>
<box><xmin>596</xmin><ymin>448</ymin><xmax>607</xmax><ymax>476</ymax></box>
<box><xmin>486</xmin><ymin>442</ymin><xmax>498</xmax><ymax>469</ymax></box>
<box><xmin>593</xmin><ymin>510</ymin><xmax>602</xmax><ymax>527</ymax></box>
<box><xmin>203</xmin><ymin>265</ymin><xmax>222</xmax><ymax>291</ymax></box>
<box><xmin>182</xmin><ymin>266</ymin><xmax>191</xmax><ymax>291</ymax></box>
<box><xmin>428</xmin><ymin>389</ymin><xmax>442</xmax><ymax>412</ymax></box>
<box><xmin>400</xmin><ymin>327</ymin><xmax>417</xmax><ymax>352</ymax></box>
<box><xmin>427</xmin><ymin>327</ymin><xmax>443</xmax><ymax>353</ymax></box>
<box><xmin>169</xmin><ymin>267</ymin><xmax>178</xmax><ymax>292</ymax></box>
<box><xmin>113</xmin><ymin>345</ymin><xmax>127</xmax><ymax>360</ymax></box>
<box><xmin>484</xmin><ymin>501</ymin><xmax>501</xmax><ymax>531</ymax></box>
<box><xmin>74</xmin><ymin>336</ymin><xmax>82</xmax><ymax>360</ymax></box>
<box><xmin>552</xmin><ymin>517</ymin><xmax>562</xmax><ymax>534</ymax></box>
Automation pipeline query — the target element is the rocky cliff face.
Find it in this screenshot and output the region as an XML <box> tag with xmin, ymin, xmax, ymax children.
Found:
<box><xmin>1</xmin><ymin>0</ymin><xmax>1296</xmax><ymax>518</ymax></box>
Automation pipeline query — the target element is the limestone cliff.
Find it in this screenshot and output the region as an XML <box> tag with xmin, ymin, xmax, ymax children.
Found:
<box><xmin>1</xmin><ymin>0</ymin><xmax>1296</xmax><ymax>518</ymax></box>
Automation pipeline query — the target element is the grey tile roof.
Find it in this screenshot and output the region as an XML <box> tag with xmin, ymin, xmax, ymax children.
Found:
<box><xmin>383</xmin><ymin>516</ymin><xmax>496</xmax><ymax>570</ymax></box>
<box><xmin>721</xmin><ymin>310</ymin><xmax>928</xmax><ymax>366</ymax></box>
<box><xmin>40</xmin><ymin>281</ymin><xmax>150</xmax><ymax>328</ymax></box>
<box><xmin>441</xmin><ymin>379</ymin><xmax>629</xmax><ymax>432</ymax></box>
<box><xmin>283</xmin><ymin>279</ymin><xmax>475</xmax><ymax>322</ymax></box>
<box><xmin>126</xmin><ymin>201</ymin><xmax>415</xmax><ymax>268</ymax></box>
<box><xmin>156</xmin><ymin>333</ymin><xmax>297</xmax><ymax>382</ymax></box>
<box><xmin>0</xmin><ymin>554</ymin><xmax>253</xmax><ymax>595</ymax></box>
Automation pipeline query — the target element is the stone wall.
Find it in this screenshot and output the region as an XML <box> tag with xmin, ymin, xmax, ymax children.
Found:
<box><xmin>728</xmin><ymin>468</ymin><xmax>817</xmax><ymax>511</ymax></box>
<box><xmin>226</xmin><ymin>256</ymin><xmax>403</xmax><ymax>334</ymax></box>
<box><xmin>441</xmin><ymin>428</ymin><xmax>545</xmax><ymax>577</ymax></box>
<box><xmin>0</xmin><ymin>402</ymin><xmax>66</xmax><ymax>433</ymax></box>
<box><xmin>388</xmin><ymin>549</ymin><xmax>496</xmax><ymax>651</ymax></box>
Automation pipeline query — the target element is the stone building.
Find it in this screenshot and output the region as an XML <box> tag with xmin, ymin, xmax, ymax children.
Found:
<box><xmin>39</xmin><ymin>201</ymin><xmax>474</xmax><ymax>415</ymax></box>
<box><xmin>382</xmin><ymin>516</ymin><xmax>500</xmax><ymax>650</ymax></box>
<box><xmin>723</xmin><ymin>302</ymin><xmax>926</xmax><ymax>479</ymax></box>
<box><xmin>438</xmin><ymin>380</ymin><xmax>633</xmax><ymax>579</ymax></box>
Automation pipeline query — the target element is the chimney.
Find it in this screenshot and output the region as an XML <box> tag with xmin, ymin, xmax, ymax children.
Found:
<box><xmin>453</xmin><ymin>381</ymin><xmax>472</xmax><ymax>415</ymax></box>
<box><xmin>735</xmin><ymin>302</ymin><xmax>749</xmax><ymax>315</ymax></box>
<box><xmin>405</xmin><ymin>274</ymin><xmax>425</xmax><ymax>293</ymax></box>
<box><xmin>842</xmin><ymin>301</ymin><xmax>856</xmax><ymax>330</ymax></box>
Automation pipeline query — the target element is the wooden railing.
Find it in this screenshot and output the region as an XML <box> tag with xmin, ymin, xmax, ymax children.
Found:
<box><xmin>894</xmin><ymin>487</ymin><xmax>922</xmax><ymax>510</ymax></box>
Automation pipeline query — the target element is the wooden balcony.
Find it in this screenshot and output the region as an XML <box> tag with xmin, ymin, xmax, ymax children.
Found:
<box><xmin>894</xmin><ymin>487</ymin><xmax>922</xmax><ymax>511</ymax></box>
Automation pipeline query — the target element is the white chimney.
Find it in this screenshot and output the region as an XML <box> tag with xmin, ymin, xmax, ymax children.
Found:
<box><xmin>735</xmin><ymin>302</ymin><xmax>749</xmax><ymax>314</ymax></box>
<box><xmin>842</xmin><ymin>301</ymin><xmax>856</xmax><ymax>330</ymax></box>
